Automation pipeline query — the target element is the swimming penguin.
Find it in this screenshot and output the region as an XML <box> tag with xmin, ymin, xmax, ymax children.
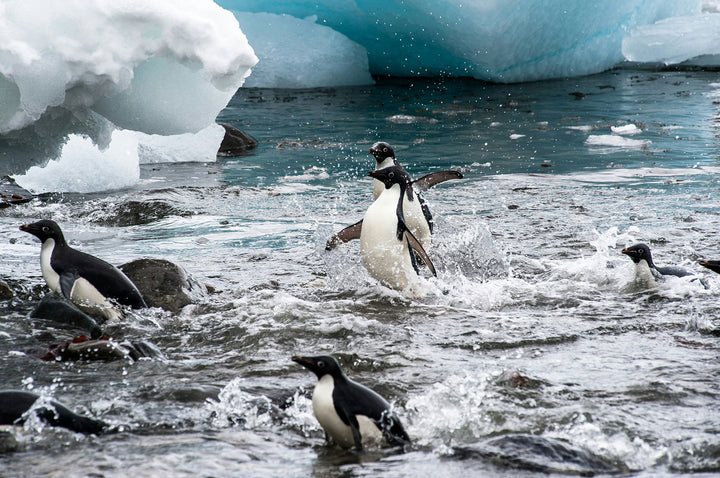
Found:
<box><xmin>360</xmin><ymin>165</ymin><xmax>436</xmax><ymax>294</ymax></box>
<box><xmin>326</xmin><ymin>141</ymin><xmax>462</xmax><ymax>251</ymax></box>
<box><xmin>20</xmin><ymin>220</ymin><xmax>146</xmax><ymax>321</ymax></box>
<box><xmin>699</xmin><ymin>260</ymin><xmax>720</xmax><ymax>274</ymax></box>
<box><xmin>0</xmin><ymin>390</ymin><xmax>108</xmax><ymax>434</ymax></box>
<box><xmin>621</xmin><ymin>243</ymin><xmax>694</xmax><ymax>284</ymax></box>
<box><xmin>291</xmin><ymin>355</ymin><xmax>410</xmax><ymax>451</ymax></box>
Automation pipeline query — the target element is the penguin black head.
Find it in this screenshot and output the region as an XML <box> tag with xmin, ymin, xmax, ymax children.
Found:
<box><xmin>369</xmin><ymin>142</ymin><xmax>395</xmax><ymax>164</ymax></box>
<box><xmin>292</xmin><ymin>355</ymin><xmax>344</xmax><ymax>380</ymax></box>
<box><xmin>367</xmin><ymin>165</ymin><xmax>412</xmax><ymax>190</ymax></box>
<box><xmin>20</xmin><ymin>220</ymin><xmax>66</xmax><ymax>244</ymax></box>
<box><xmin>621</xmin><ymin>243</ymin><xmax>654</xmax><ymax>266</ymax></box>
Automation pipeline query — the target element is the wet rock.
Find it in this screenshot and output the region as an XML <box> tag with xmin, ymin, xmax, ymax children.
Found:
<box><xmin>0</xmin><ymin>431</ymin><xmax>19</xmax><ymax>453</ymax></box>
<box><xmin>119</xmin><ymin>258</ymin><xmax>206</xmax><ymax>313</ymax></box>
<box><xmin>30</xmin><ymin>293</ymin><xmax>103</xmax><ymax>339</ymax></box>
<box><xmin>0</xmin><ymin>176</ymin><xmax>33</xmax><ymax>208</ymax></box>
<box><xmin>92</xmin><ymin>200</ymin><xmax>191</xmax><ymax>227</ymax></box>
<box><xmin>0</xmin><ymin>280</ymin><xmax>13</xmax><ymax>300</ymax></box>
<box><xmin>217</xmin><ymin>123</ymin><xmax>258</xmax><ymax>157</ymax></box>
<box><xmin>452</xmin><ymin>434</ymin><xmax>619</xmax><ymax>474</ymax></box>
<box><xmin>40</xmin><ymin>336</ymin><xmax>165</xmax><ymax>362</ymax></box>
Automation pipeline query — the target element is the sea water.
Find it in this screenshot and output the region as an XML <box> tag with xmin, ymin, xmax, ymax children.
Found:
<box><xmin>1</xmin><ymin>69</ymin><xmax>719</xmax><ymax>476</ymax></box>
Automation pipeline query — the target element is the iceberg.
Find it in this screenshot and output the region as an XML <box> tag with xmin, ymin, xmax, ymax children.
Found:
<box><xmin>218</xmin><ymin>0</ymin><xmax>701</xmax><ymax>83</ymax></box>
<box><xmin>235</xmin><ymin>12</ymin><xmax>374</xmax><ymax>88</ymax></box>
<box><xmin>1</xmin><ymin>0</ymin><xmax>257</xmax><ymax>191</ymax></box>
<box><xmin>623</xmin><ymin>13</ymin><xmax>720</xmax><ymax>67</ymax></box>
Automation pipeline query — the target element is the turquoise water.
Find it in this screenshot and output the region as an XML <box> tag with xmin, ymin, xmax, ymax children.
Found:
<box><xmin>1</xmin><ymin>69</ymin><xmax>720</xmax><ymax>477</ymax></box>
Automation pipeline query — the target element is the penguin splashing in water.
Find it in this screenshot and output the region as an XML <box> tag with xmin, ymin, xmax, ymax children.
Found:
<box><xmin>359</xmin><ymin>165</ymin><xmax>436</xmax><ymax>296</ymax></box>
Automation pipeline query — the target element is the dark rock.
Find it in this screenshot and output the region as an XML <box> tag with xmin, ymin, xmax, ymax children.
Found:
<box><xmin>0</xmin><ymin>176</ymin><xmax>33</xmax><ymax>208</ymax></box>
<box><xmin>39</xmin><ymin>336</ymin><xmax>164</xmax><ymax>362</ymax></box>
<box><xmin>0</xmin><ymin>280</ymin><xmax>13</xmax><ymax>300</ymax></box>
<box><xmin>30</xmin><ymin>293</ymin><xmax>103</xmax><ymax>339</ymax></box>
<box><xmin>119</xmin><ymin>258</ymin><xmax>206</xmax><ymax>313</ymax></box>
<box><xmin>217</xmin><ymin>123</ymin><xmax>258</xmax><ymax>157</ymax></box>
<box><xmin>93</xmin><ymin>200</ymin><xmax>191</xmax><ymax>227</ymax></box>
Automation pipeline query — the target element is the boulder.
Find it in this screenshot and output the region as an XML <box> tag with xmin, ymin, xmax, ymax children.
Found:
<box><xmin>31</xmin><ymin>293</ymin><xmax>103</xmax><ymax>338</ymax></box>
<box><xmin>119</xmin><ymin>258</ymin><xmax>206</xmax><ymax>313</ymax></box>
<box><xmin>217</xmin><ymin>123</ymin><xmax>258</xmax><ymax>157</ymax></box>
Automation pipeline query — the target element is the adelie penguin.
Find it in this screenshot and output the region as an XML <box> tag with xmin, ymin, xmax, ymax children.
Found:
<box><xmin>20</xmin><ymin>219</ymin><xmax>146</xmax><ymax>321</ymax></box>
<box><xmin>621</xmin><ymin>243</ymin><xmax>696</xmax><ymax>285</ymax></box>
<box><xmin>361</xmin><ymin>164</ymin><xmax>437</xmax><ymax>295</ymax></box>
<box><xmin>326</xmin><ymin>141</ymin><xmax>462</xmax><ymax>251</ymax></box>
<box><xmin>292</xmin><ymin>355</ymin><xmax>410</xmax><ymax>451</ymax></box>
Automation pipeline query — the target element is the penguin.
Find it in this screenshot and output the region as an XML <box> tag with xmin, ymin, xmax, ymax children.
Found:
<box><xmin>621</xmin><ymin>243</ymin><xmax>694</xmax><ymax>284</ymax></box>
<box><xmin>20</xmin><ymin>220</ymin><xmax>146</xmax><ymax>321</ymax></box>
<box><xmin>0</xmin><ymin>390</ymin><xmax>108</xmax><ymax>434</ymax></box>
<box><xmin>699</xmin><ymin>260</ymin><xmax>720</xmax><ymax>274</ymax></box>
<box><xmin>291</xmin><ymin>355</ymin><xmax>410</xmax><ymax>451</ymax></box>
<box><xmin>326</xmin><ymin>141</ymin><xmax>462</xmax><ymax>251</ymax></box>
<box><xmin>360</xmin><ymin>165</ymin><xmax>436</xmax><ymax>294</ymax></box>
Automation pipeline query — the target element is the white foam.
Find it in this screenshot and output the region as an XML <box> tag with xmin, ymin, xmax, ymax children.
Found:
<box><xmin>611</xmin><ymin>124</ymin><xmax>642</xmax><ymax>135</ymax></box>
<box><xmin>14</xmin><ymin>130</ymin><xmax>140</xmax><ymax>193</ymax></box>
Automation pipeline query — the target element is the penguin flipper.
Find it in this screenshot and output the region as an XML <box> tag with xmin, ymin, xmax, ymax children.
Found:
<box><xmin>336</xmin><ymin>405</ymin><xmax>364</xmax><ymax>450</ymax></box>
<box><xmin>403</xmin><ymin>230</ymin><xmax>436</xmax><ymax>277</ymax></box>
<box><xmin>412</xmin><ymin>170</ymin><xmax>463</xmax><ymax>192</ymax></box>
<box><xmin>326</xmin><ymin>220</ymin><xmax>363</xmax><ymax>251</ymax></box>
<box><xmin>59</xmin><ymin>271</ymin><xmax>81</xmax><ymax>300</ymax></box>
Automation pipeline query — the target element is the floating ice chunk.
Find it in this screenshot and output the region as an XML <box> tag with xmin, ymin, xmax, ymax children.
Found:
<box><xmin>234</xmin><ymin>12</ymin><xmax>373</xmax><ymax>88</ymax></box>
<box><xmin>510</xmin><ymin>134</ymin><xmax>526</xmax><ymax>140</ymax></box>
<box><xmin>566</xmin><ymin>125</ymin><xmax>596</xmax><ymax>133</ymax></box>
<box><xmin>14</xmin><ymin>130</ymin><xmax>140</xmax><ymax>193</ymax></box>
<box><xmin>585</xmin><ymin>135</ymin><xmax>651</xmax><ymax>149</ymax></box>
<box><xmin>611</xmin><ymin>124</ymin><xmax>642</xmax><ymax>135</ymax></box>
<box><xmin>137</xmin><ymin>124</ymin><xmax>226</xmax><ymax>164</ymax></box>
<box><xmin>622</xmin><ymin>13</ymin><xmax>720</xmax><ymax>66</ymax></box>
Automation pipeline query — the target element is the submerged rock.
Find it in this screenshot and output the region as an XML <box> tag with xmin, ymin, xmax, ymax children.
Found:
<box><xmin>31</xmin><ymin>293</ymin><xmax>103</xmax><ymax>339</ymax></box>
<box><xmin>93</xmin><ymin>200</ymin><xmax>192</xmax><ymax>227</ymax></box>
<box><xmin>217</xmin><ymin>123</ymin><xmax>258</xmax><ymax>157</ymax></box>
<box><xmin>0</xmin><ymin>431</ymin><xmax>19</xmax><ymax>453</ymax></box>
<box><xmin>0</xmin><ymin>176</ymin><xmax>33</xmax><ymax>208</ymax></box>
<box><xmin>119</xmin><ymin>258</ymin><xmax>206</xmax><ymax>313</ymax></box>
<box><xmin>40</xmin><ymin>336</ymin><xmax>165</xmax><ymax>362</ymax></box>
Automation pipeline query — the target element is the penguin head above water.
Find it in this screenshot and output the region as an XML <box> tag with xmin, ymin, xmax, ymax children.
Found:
<box><xmin>621</xmin><ymin>243</ymin><xmax>654</xmax><ymax>267</ymax></box>
<box><xmin>369</xmin><ymin>142</ymin><xmax>395</xmax><ymax>165</ymax></box>
<box><xmin>367</xmin><ymin>165</ymin><xmax>412</xmax><ymax>191</ymax></box>
<box><xmin>20</xmin><ymin>219</ymin><xmax>66</xmax><ymax>245</ymax></box>
<box><xmin>292</xmin><ymin>355</ymin><xmax>345</xmax><ymax>381</ymax></box>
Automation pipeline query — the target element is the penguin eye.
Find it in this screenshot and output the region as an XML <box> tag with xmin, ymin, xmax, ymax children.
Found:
<box><xmin>389</xmin><ymin>172</ymin><xmax>395</xmax><ymax>178</ymax></box>
<box><xmin>317</xmin><ymin>360</ymin><xmax>325</xmax><ymax>369</ymax></box>
<box><xmin>382</xmin><ymin>147</ymin><xmax>387</xmax><ymax>152</ymax></box>
<box><xmin>638</xmin><ymin>248</ymin><xmax>644</xmax><ymax>254</ymax></box>
<box><xmin>42</xmin><ymin>226</ymin><xmax>49</xmax><ymax>232</ymax></box>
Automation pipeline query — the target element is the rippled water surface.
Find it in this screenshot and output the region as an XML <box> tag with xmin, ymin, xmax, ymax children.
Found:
<box><xmin>2</xmin><ymin>70</ymin><xmax>720</xmax><ymax>477</ymax></box>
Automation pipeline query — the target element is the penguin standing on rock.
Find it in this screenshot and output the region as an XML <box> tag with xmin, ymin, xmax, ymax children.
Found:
<box><xmin>292</xmin><ymin>355</ymin><xmax>410</xmax><ymax>451</ymax></box>
<box><xmin>360</xmin><ymin>165</ymin><xmax>436</xmax><ymax>295</ymax></box>
<box><xmin>621</xmin><ymin>243</ymin><xmax>694</xmax><ymax>284</ymax></box>
<box><xmin>326</xmin><ymin>141</ymin><xmax>462</xmax><ymax>250</ymax></box>
<box><xmin>20</xmin><ymin>219</ymin><xmax>146</xmax><ymax>321</ymax></box>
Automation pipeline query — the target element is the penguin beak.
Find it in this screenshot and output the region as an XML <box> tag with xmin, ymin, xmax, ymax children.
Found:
<box><xmin>367</xmin><ymin>170</ymin><xmax>383</xmax><ymax>180</ymax></box>
<box><xmin>291</xmin><ymin>355</ymin><xmax>313</xmax><ymax>369</ymax></box>
<box><xmin>620</xmin><ymin>248</ymin><xmax>632</xmax><ymax>256</ymax></box>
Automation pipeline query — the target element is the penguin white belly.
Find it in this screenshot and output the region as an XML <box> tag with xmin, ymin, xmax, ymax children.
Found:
<box><xmin>40</xmin><ymin>239</ymin><xmax>61</xmax><ymax>293</ymax></box>
<box><xmin>70</xmin><ymin>278</ymin><xmax>122</xmax><ymax>322</ymax></box>
<box><xmin>403</xmin><ymin>197</ymin><xmax>431</xmax><ymax>249</ymax></box>
<box><xmin>360</xmin><ymin>191</ymin><xmax>417</xmax><ymax>292</ymax></box>
<box><xmin>634</xmin><ymin>260</ymin><xmax>660</xmax><ymax>286</ymax></box>
<box><xmin>372</xmin><ymin>158</ymin><xmax>396</xmax><ymax>200</ymax></box>
<box><xmin>312</xmin><ymin>376</ymin><xmax>382</xmax><ymax>449</ymax></box>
